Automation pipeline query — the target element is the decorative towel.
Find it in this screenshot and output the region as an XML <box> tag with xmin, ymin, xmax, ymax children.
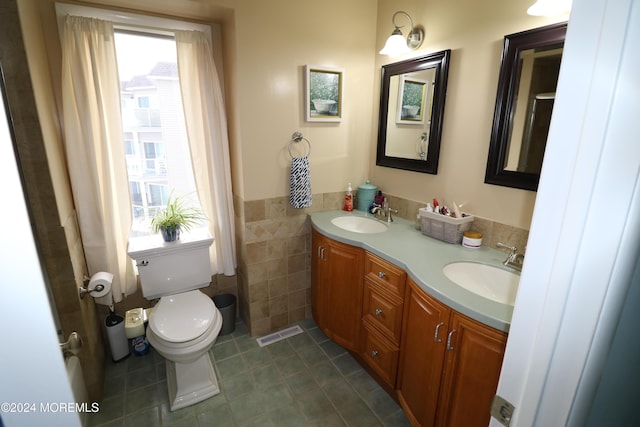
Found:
<box><xmin>290</xmin><ymin>156</ymin><xmax>312</xmax><ymax>208</ymax></box>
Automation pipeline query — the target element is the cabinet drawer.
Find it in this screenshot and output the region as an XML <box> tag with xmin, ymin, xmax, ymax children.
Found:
<box><xmin>363</xmin><ymin>283</ymin><xmax>403</xmax><ymax>344</ymax></box>
<box><xmin>365</xmin><ymin>253</ymin><xmax>406</xmax><ymax>297</ymax></box>
<box><xmin>361</xmin><ymin>321</ymin><xmax>399</xmax><ymax>387</ymax></box>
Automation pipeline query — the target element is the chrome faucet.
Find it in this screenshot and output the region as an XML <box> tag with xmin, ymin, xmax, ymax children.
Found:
<box><xmin>370</xmin><ymin>203</ymin><xmax>398</xmax><ymax>222</ymax></box>
<box><xmin>371</xmin><ymin>204</ymin><xmax>384</xmax><ymax>217</ymax></box>
<box><xmin>497</xmin><ymin>242</ymin><xmax>525</xmax><ymax>272</ymax></box>
<box><xmin>385</xmin><ymin>206</ymin><xmax>398</xmax><ymax>223</ymax></box>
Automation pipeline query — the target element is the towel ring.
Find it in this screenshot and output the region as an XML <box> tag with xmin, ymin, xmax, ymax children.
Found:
<box><xmin>289</xmin><ymin>131</ymin><xmax>311</xmax><ymax>158</ymax></box>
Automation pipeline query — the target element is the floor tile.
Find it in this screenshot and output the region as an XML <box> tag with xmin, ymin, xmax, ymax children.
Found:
<box><xmin>285</xmin><ymin>370</ymin><xmax>318</xmax><ymax>394</ymax></box>
<box><xmin>296</xmin><ymin>387</ymin><xmax>336</xmax><ymax>420</ymax></box>
<box><xmin>297</xmin><ymin>344</ymin><xmax>330</xmax><ymax>367</ymax></box>
<box><xmin>228</xmin><ymin>390</ymin><xmax>266</xmax><ymax>424</ymax></box>
<box><xmin>123</xmin><ymin>406</ymin><xmax>161</xmax><ymax>427</ymax></box>
<box><xmin>195</xmin><ymin>404</ymin><xmax>234</xmax><ymax>426</ymax></box>
<box><xmin>267</xmin><ymin>404</ymin><xmax>307</xmax><ymax>427</ymax></box>
<box><xmin>251</xmin><ymin>363</ymin><xmax>282</xmax><ymax>389</ymax></box>
<box><xmin>211</xmin><ymin>339</ymin><xmax>239</xmax><ymax>360</ymax></box>
<box><xmin>310</xmin><ymin>360</ymin><xmax>343</xmax><ymax>387</ymax></box>
<box><xmin>332</xmin><ymin>352</ymin><xmax>362</xmax><ymax>376</ymax></box>
<box><xmin>275</xmin><ymin>353</ymin><xmax>306</xmax><ymax>376</ymax></box>
<box><xmin>241</xmin><ymin>347</ymin><xmax>273</xmax><ymax>368</ymax></box>
<box><xmin>89</xmin><ymin>320</ymin><xmax>409</xmax><ymax>427</ymax></box>
<box><xmin>260</xmin><ymin>382</ymin><xmax>294</xmax><ymax>410</ymax></box>
<box><xmin>319</xmin><ymin>339</ymin><xmax>347</xmax><ymax>359</ymax></box>
<box><xmin>221</xmin><ymin>371</ymin><xmax>255</xmax><ymax>400</ymax></box>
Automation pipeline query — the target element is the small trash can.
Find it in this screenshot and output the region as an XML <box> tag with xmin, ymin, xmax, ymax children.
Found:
<box><xmin>105</xmin><ymin>309</ymin><xmax>130</xmax><ymax>362</ymax></box>
<box><xmin>213</xmin><ymin>294</ymin><xmax>236</xmax><ymax>335</ymax></box>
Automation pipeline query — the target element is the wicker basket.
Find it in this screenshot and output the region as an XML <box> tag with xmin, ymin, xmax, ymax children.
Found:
<box><xmin>419</xmin><ymin>208</ymin><xmax>474</xmax><ymax>244</ymax></box>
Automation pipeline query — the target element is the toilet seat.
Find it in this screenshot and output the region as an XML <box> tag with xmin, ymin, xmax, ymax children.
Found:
<box><xmin>150</xmin><ymin>290</ymin><xmax>216</xmax><ymax>342</ymax></box>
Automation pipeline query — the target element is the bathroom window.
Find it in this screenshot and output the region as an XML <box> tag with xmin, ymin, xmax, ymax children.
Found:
<box><xmin>115</xmin><ymin>31</ymin><xmax>198</xmax><ymax>237</ymax></box>
<box><xmin>137</xmin><ymin>96</ymin><xmax>151</xmax><ymax>109</ymax></box>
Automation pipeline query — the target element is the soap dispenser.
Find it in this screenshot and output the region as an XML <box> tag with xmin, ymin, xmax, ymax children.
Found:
<box><xmin>343</xmin><ymin>183</ymin><xmax>354</xmax><ymax>212</ymax></box>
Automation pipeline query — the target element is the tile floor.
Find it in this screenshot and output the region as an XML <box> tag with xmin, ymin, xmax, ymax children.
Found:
<box><xmin>89</xmin><ymin>318</ymin><xmax>411</xmax><ymax>426</ymax></box>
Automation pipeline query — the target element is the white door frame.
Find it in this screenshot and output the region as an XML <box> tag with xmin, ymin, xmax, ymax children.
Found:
<box><xmin>0</xmin><ymin>78</ymin><xmax>81</xmax><ymax>426</ymax></box>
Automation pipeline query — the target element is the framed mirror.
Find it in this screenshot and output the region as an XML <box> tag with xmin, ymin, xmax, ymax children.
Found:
<box><xmin>376</xmin><ymin>50</ymin><xmax>451</xmax><ymax>174</ymax></box>
<box><xmin>485</xmin><ymin>22</ymin><xmax>567</xmax><ymax>191</ymax></box>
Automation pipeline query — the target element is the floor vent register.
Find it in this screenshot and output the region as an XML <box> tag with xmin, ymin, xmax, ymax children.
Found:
<box><xmin>256</xmin><ymin>325</ymin><xmax>304</xmax><ymax>347</ymax></box>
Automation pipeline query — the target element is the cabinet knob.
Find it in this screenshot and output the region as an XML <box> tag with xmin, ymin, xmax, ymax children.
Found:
<box><xmin>375</xmin><ymin>308</ymin><xmax>383</xmax><ymax>316</ymax></box>
<box><xmin>434</xmin><ymin>322</ymin><xmax>445</xmax><ymax>343</ymax></box>
<box><xmin>378</xmin><ymin>271</ymin><xmax>386</xmax><ymax>279</ymax></box>
<box><xmin>446</xmin><ymin>329</ymin><xmax>457</xmax><ymax>351</ymax></box>
<box><xmin>371</xmin><ymin>350</ymin><xmax>379</xmax><ymax>358</ymax></box>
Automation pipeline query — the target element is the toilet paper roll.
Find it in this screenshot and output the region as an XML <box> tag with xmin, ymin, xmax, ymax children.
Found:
<box><xmin>88</xmin><ymin>272</ymin><xmax>113</xmax><ymax>298</ymax></box>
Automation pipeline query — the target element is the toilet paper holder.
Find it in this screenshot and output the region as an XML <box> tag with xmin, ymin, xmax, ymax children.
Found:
<box><xmin>79</xmin><ymin>274</ymin><xmax>109</xmax><ymax>299</ymax></box>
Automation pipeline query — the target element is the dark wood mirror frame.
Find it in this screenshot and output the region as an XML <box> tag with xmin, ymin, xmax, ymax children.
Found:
<box><xmin>376</xmin><ymin>49</ymin><xmax>451</xmax><ymax>174</ymax></box>
<box><xmin>485</xmin><ymin>22</ymin><xmax>567</xmax><ymax>191</ymax></box>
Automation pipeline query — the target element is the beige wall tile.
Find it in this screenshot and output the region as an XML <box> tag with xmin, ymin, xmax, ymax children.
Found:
<box><xmin>267</xmin><ymin>238</ymin><xmax>287</xmax><ymax>260</ymax></box>
<box><xmin>245</xmin><ymin>241</ymin><xmax>267</xmax><ymax>264</ymax></box>
<box><xmin>268</xmin><ymin>277</ymin><xmax>288</xmax><ymax>298</ymax></box>
<box><xmin>287</xmin><ymin>253</ymin><xmax>306</xmax><ymax>274</ymax></box>
<box><xmin>249</xmin><ymin>281</ymin><xmax>269</xmax><ymax>303</ymax></box>
<box><xmin>245</xmin><ymin>200</ymin><xmax>266</xmax><ymax>222</ymax></box>
<box><xmin>269</xmin><ymin>295</ymin><xmax>288</xmax><ymax>315</ymax></box>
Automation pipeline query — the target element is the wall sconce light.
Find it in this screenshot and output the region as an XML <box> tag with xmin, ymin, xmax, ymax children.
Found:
<box><xmin>379</xmin><ymin>11</ymin><xmax>424</xmax><ymax>57</ymax></box>
<box><xmin>527</xmin><ymin>0</ymin><xmax>572</xmax><ymax>16</ymax></box>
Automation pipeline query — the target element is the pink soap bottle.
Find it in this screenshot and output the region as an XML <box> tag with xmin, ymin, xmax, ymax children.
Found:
<box><xmin>343</xmin><ymin>183</ymin><xmax>353</xmax><ymax>212</ymax></box>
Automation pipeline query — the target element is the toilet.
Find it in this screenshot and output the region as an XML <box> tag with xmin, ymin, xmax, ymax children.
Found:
<box><xmin>127</xmin><ymin>228</ymin><xmax>222</xmax><ymax>411</ymax></box>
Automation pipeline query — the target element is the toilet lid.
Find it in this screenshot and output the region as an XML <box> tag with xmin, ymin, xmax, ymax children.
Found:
<box><xmin>150</xmin><ymin>291</ymin><xmax>216</xmax><ymax>342</ymax></box>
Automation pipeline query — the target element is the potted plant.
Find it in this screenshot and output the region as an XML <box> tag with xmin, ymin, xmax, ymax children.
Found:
<box><xmin>151</xmin><ymin>192</ymin><xmax>206</xmax><ymax>242</ymax></box>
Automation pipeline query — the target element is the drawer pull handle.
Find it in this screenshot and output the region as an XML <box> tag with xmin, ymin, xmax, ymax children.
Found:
<box><xmin>446</xmin><ymin>329</ymin><xmax>457</xmax><ymax>351</ymax></box>
<box><xmin>434</xmin><ymin>322</ymin><xmax>444</xmax><ymax>343</ymax></box>
<box><xmin>371</xmin><ymin>350</ymin><xmax>379</xmax><ymax>358</ymax></box>
<box><xmin>378</xmin><ymin>271</ymin><xmax>386</xmax><ymax>279</ymax></box>
<box><xmin>137</xmin><ymin>260</ymin><xmax>149</xmax><ymax>267</ymax></box>
<box><xmin>375</xmin><ymin>308</ymin><xmax>383</xmax><ymax>316</ymax></box>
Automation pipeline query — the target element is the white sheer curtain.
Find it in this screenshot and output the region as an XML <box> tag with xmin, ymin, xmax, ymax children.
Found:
<box><xmin>174</xmin><ymin>30</ymin><xmax>237</xmax><ymax>275</ymax></box>
<box><xmin>61</xmin><ymin>16</ymin><xmax>136</xmax><ymax>303</ymax></box>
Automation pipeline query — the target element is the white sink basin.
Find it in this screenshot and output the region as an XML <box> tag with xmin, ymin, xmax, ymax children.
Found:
<box><xmin>331</xmin><ymin>216</ymin><xmax>388</xmax><ymax>234</ymax></box>
<box><xmin>442</xmin><ymin>262</ymin><xmax>520</xmax><ymax>305</ymax></box>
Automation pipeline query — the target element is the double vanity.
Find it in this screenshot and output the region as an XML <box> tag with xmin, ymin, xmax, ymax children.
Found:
<box><xmin>310</xmin><ymin>210</ymin><xmax>520</xmax><ymax>427</ymax></box>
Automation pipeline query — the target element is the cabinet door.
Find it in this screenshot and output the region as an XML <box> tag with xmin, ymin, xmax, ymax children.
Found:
<box><xmin>311</xmin><ymin>230</ymin><xmax>327</xmax><ymax>327</ymax></box>
<box><xmin>397</xmin><ymin>278</ymin><xmax>451</xmax><ymax>427</ymax></box>
<box><xmin>312</xmin><ymin>230</ymin><xmax>364</xmax><ymax>352</ymax></box>
<box><xmin>435</xmin><ymin>312</ymin><xmax>507</xmax><ymax>427</ymax></box>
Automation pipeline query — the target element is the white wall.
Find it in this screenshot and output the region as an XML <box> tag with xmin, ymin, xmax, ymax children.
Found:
<box><xmin>373</xmin><ymin>0</ymin><xmax>568</xmax><ymax>229</ymax></box>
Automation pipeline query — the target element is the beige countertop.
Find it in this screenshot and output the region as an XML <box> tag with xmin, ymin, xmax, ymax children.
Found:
<box><xmin>309</xmin><ymin>210</ymin><xmax>517</xmax><ymax>332</ymax></box>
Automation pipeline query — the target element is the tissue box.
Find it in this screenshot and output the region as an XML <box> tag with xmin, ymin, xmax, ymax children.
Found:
<box><xmin>419</xmin><ymin>208</ymin><xmax>474</xmax><ymax>244</ymax></box>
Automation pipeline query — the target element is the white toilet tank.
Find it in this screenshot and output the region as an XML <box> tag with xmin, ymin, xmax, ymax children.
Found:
<box><xmin>127</xmin><ymin>228</ymin><xmax>214</xmax><ymax>299</ymax></box>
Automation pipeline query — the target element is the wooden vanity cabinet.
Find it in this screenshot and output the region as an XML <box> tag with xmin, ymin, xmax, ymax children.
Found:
<box><xmin>311</xmin><ymin>229</ymin><xmax>364</xmax><ymax>352</ymax></box>
<box><xmin>397</xmin><ymin>278</ymin><xmax>508</xmax><ymax>427</ymax></box>
<box><xmin>311</xmin><ymin>230</ymin><xmax>507</xmax><ymax>427</ymax></box>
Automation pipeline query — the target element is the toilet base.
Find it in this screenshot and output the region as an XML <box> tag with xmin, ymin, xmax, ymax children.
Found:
<box><xmin>165</xmin><ymin>352</ymin><xmax>220</xmax><ymax>411</ymax></box>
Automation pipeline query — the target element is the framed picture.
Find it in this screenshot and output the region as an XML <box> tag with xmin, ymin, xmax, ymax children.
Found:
<box><xmin>305</xmin><ymin>65</ymin><xmax>344</xmax><ymax>122</ymax></box>
<box><xmin>396</xmin><ymin>75</ymin><xmax>429</xmax><ymax>125</ymax></box>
